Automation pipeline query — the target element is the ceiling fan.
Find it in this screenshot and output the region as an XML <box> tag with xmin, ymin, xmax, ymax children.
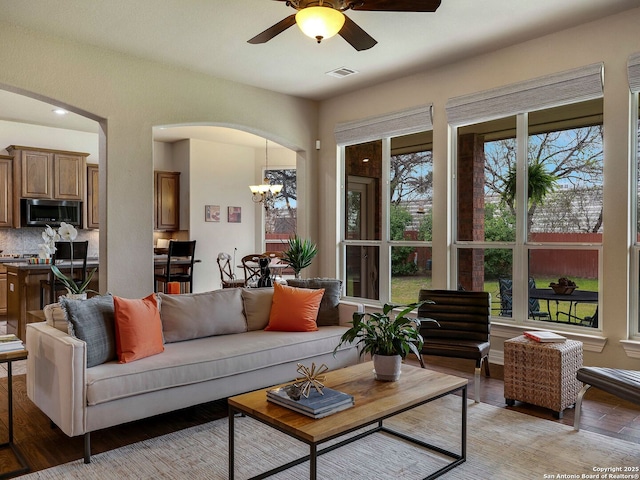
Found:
<box><xmin>248</xmin><ymin>0</ymin><xmax>442</xmax><ymax>51</ymax></box>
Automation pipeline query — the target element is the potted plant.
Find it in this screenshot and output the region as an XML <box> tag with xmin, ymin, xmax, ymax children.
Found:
<box><xmin>282</xmin><ymin>235</ymin><xmax>318</xmax><ymax>278</ymax></box>
<box><xmin>334</xmin><ymin>302</ymin><xmax>439</xmax><ymax>381</ymax></box>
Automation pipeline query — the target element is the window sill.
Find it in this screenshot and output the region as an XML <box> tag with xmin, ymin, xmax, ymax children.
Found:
<box><xmin>491</xmin><ymin>321</ymin><xmax>607</xmax><ymax>353</ymax></box>
<box><xmin>620</xmin><ymin>340</ymin><xmax>640</xmax><ymax>359</ymax></box>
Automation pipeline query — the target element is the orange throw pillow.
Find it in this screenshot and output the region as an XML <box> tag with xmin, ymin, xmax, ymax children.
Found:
<box><xmin>113</xmin><ymin>294</ymin><xmax>164</xmax><ymax>363</ymax></box>
<box><xmin>265</xmin><ymin>282</ymin><xmax>324</xmax><ymax>332</ymax></box>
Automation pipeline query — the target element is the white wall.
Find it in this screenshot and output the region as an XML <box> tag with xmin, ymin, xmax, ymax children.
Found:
<box><xmin>318</xmin><ymin>7</ymin><xmax>640</xmax><ymax>369</ymax></box>
<box><xmin>0</xmin><ymin>21</ymin><xmax>318</xmax><ymax>297</ymax></box>
<box><xmin>0</xmin><ymin>120</ymin><xmax>99</xmax><ymax>162</ymax></box>
<box><xmin>188</xmin><ymin>139</ymin><xmax>258</xmax><ymax>291</ymax></box>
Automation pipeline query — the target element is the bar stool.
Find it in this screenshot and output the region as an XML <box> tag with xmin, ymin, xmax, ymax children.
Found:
<box><xmin>154</xmin><ymin>240</ymin><xmax>196</xmax><ymax>293</ymax></box>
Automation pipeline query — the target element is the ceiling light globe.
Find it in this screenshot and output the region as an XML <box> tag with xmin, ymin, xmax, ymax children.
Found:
<box><xmin>296</xmin><ymin>6</ymin><xmax>345</xmax><ymax>43</ymax></box>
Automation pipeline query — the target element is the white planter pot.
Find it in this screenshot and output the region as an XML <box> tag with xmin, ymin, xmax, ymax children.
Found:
<box><xmin>373</xmin><ymin>354</ymin><xmax>402</xmax><ymax>382</ymax></box>
<box><xmin>64</xmin><ymin>292</ymin><xmax>87</xmax><ymax>301</ymax></box>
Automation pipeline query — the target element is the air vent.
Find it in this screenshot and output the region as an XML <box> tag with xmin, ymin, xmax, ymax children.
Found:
<box><xmin>326</xmin><ymin>67</ymin><xmax>359</xmax><ymax>78</ymax></box>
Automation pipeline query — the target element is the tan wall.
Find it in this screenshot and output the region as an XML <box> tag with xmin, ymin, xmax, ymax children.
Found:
<box><xmin>0</xmin><ymin>21</ymin><xmax>318</xmax><ymax>297</ymax></box>
<box><xmin>318</xmin><ymin>7</ymin><xmax>640</xmax><ymax>368</ymax></box>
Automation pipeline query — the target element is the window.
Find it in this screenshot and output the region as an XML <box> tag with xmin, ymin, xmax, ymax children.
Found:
<box><xmin>338</xmin><ymin>105</ymin><xmax>433</xmax><ymax>305</ymax></box>
<box><xmin>630</xmin><ymin>52</ymin><xmax>640</xmax><ymax>338</ymax></box>
<box><xmin>264</xmin><ymin>168</ymin><xmax>296</xmax><ymax>251</ymax></box>
<box><xmin>447</xmin><ymin>64</ymin><xmax>604</xmax><ymax>331</ymax></box>
<box><xmin>343</xmin><ymin>133</ymin><xmax>433</xmax><ymax>303</ymax></box>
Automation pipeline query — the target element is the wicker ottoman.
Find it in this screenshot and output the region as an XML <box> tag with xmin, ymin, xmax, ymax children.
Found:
<box><xmin>504</xmin><ymin>335</ymin><xmax>583</xmax><ymax>418</ymax></box>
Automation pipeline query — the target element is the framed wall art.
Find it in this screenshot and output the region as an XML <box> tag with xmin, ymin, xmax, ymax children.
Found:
<box><xmin>228</xmin><ymin>206</ymin><xmax>242</xmax><ymax>223</ymax></box>
<box><xmin>205</xmin><ymin>205</ymin><xmax>220</xmax><ymax>222</ymax></box>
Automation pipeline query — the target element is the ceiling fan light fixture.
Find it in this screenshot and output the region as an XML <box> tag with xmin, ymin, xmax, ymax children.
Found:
<box><xmin>295</xmin><ymin>6</ymin><xmax>345</xmax><ymax>43</ymax></box>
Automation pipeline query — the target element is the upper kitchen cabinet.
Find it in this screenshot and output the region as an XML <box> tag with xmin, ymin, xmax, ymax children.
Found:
<box><xmin>86</xmin><ymin>164</ymin><xmax>99</xmax><ymax>229</ymax></box>
<box><xmin>0</xmin><ymin>155</ymin><xmax>13</xmax><ymax>228</ymax></box>
<box><xmin>6</xmin><ymin>146</ymin><xmax>88</xmax><ymax>201</ymax></box>
<box><xmin>154</xmin><ymin>171</ymin><xmax>180</xmax><ymax>231</ymax></box>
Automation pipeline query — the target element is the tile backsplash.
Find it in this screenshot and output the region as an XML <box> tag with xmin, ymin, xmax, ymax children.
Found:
<box><xmin>0</xmin><ymin>228</ymin><xmax>99</xmax><ymax>257</ymax></box>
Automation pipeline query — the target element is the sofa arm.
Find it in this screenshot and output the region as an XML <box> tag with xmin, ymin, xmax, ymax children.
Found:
<box><xmin>26</xmin><ymin>322</ymin><xmax>87</xmax><ymax>438</ymax></box>
<box><xmin>338</xmin><ymin>301</ymin><xmax>364</xmax><ymax>326</ymax></box>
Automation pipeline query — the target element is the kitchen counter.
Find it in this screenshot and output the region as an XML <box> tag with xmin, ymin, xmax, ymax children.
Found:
<box><xmin>3</xmin><ymin>259</ymin><xmax>99</xmax><ymax>270</ymax></box>
<box><xmin>7</xmin><ymin>256</ymin><xmax>196</xmax><ymax>340</ymax></box>
<box><xmin>6</xmin><ymin>261</ymin><xmax>100</xmax><ymax>341</ymax></box>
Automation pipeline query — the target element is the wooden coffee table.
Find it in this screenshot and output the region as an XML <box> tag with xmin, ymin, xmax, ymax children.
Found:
<box><xmin>228</xmin><ymin>361</ymin><xmax>467</xmax><ymax>480</ymax></box>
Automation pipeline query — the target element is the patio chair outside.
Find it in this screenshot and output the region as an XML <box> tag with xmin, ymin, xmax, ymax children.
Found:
<box><xmin>497</xmin><ymin>277</ymin><xmax>551</xmax><ymax>321</ymax></box>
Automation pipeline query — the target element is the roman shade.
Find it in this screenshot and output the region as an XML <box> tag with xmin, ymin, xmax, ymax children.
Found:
<box><xmin>445</xmin><ymin>63</ymin><xmax>604</xmax><ymax>126</ymax></box>
<box><xmin>628</xmin><ymin>52</ymin><xmax>640</xmax><ymax>93</ymax></box>
<box><xmin>334</xmin><ymin>104</ymin><xmax>433</xmax><ymax>145</ymax></box>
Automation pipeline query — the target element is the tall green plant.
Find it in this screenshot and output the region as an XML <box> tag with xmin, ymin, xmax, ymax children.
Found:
<box><xmin>282</xmin><ymin>235</ymin><xmax>318</xmax><ymax>278</ymax></box>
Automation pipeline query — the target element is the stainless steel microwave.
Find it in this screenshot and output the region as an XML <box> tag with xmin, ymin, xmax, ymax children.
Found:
<box><xmin>20</xmin><ymin>199</ymin><xmax>82</xmax><ymax>227</ymax></box>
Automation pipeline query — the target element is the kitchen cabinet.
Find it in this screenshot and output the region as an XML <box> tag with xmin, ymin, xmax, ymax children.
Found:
<box><xmin>0</xmin><ymin>156</ymin><xmax>13</xmax><ymax>228</ymax></box>
<box><xmin>6</xmin><ymin>145</ymin><xmax>88</xmax><ymax>200</ymax></box>
<box><xmin>154</xmin><ymin>171</ymin><xmax>180</xmax><ymax>231</ymax></box>
<box><xmin>0</xmin><ymin>264</ymin><xmax>7</xmax><ymax>316</ymax></box>
<box><xmin>86</xmin><ymin>163</ymin><xmax>99</xmax><ymax>229</ymax></box>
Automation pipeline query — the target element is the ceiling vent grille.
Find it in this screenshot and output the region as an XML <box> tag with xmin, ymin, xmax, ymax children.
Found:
<box><xmin>326</xmin><ymin>67</ymin><xmax>359</xmax><ymax>78</ymax></box>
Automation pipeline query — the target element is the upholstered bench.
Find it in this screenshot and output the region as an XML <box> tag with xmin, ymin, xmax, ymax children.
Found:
<box><xmin>574</xmin><ymin>367</ymin><xmax>640</xmax><ymax>431</ymax></box>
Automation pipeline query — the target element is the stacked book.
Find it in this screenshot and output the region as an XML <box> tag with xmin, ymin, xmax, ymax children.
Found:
<box><xmin>267</xmin><ymin>384</ymin><xmax>354</xmax><ymax>419</ymax></box>
<box><xmin>0</xmin><ymin>334</ymin><xmax>25</xmax><ymax>352</ymax></box>
<box><xmin>524</xmin><ymin>331</ymin><xmax>566</xmax><ymax>343</ymax></box>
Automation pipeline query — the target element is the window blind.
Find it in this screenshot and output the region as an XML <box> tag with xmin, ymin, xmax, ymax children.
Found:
<box><xmin>628</xmin><ymin>52</ymin><xmax>640</xmax><ymax>93</ymax></box>
<box><xmin>445</xmin><ymin>63</ymin><xmax>604</xmax><ymax>126</ymax></box>
<box><xmin>334</xmin><ymin>104</ymin><xmax>433</xmax><ymax>145</ymax></box>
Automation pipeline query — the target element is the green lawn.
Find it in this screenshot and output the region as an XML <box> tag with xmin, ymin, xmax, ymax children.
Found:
<box><xmin>391</xmin><ymin>275</ymin><xmax>598</xmax><ymax>325</ymax></box>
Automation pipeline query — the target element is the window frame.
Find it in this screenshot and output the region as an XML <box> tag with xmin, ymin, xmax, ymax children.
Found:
<box><xmin>451</xmin><ymin>109</ymin><xmax>603</xmax><ymax>332</ymax></box>
<box><xmin>337</xmin><ymin>107</ymin><xmax>434</xmax><ymax>305</ymax></box>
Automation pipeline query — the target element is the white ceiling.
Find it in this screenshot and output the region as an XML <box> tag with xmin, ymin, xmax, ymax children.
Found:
<box><xmin>0</xmin><ymin>0</ymin><xmax>637</xmax><ymax>146</ymax></box>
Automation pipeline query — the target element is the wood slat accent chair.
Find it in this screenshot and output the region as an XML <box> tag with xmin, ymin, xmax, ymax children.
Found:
<box><xmin>417</xmin><ymin>289</ymin><xmax>491</xmax><ymax>403</ymax></box>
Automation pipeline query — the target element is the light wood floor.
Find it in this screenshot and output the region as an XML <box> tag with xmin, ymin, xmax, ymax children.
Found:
<box><xmin>0</xmin><ymin>356</ymin><xmax>637</xmax><ymax>475</ymax></box>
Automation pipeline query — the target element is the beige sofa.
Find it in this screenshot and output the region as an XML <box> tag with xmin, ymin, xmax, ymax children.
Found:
<box><xmin>26</xmin><ymin>286</ymin><xmax>361</xmax><ymax>463</ymax></box>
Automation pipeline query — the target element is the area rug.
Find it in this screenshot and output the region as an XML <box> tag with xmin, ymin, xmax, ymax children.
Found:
<box><xmin>21</xmin><ymin>396</ymin><xmax>638</xmax><ymax>479</ymax></box>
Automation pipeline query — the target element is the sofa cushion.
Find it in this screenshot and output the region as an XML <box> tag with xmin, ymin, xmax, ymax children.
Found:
<box><xmin>241</xmin><ymin>288</ymin><xmax>273</xmax><ymax>331</ymax></box>
<box><xmin>159</xmin><ymin>289</ymin><xmax>247</xmax><ymax>343</ymax></box>
<box><xmin>84</xmin><ymin>326</ymin><xmax>352</xmax><ymax>406</ymax></box>
<box><xmin>265</xmin><ymin>282</ymin><xmax>323</xmax><ymax>332</ymax></box>
<box><xmin>114</xmin><ymin>294</ymin><xmax>165</xmax><ymax>363</ymax></box>
<box><xmin>43</xmin><ymin>302</ymin><xmax>69</xmax><ymax>333</ymax></box>
<box><xmin>60</xmin><ymin>294</ymin><xmax>116</xmax><ymax>368</ymax></box>
<box><xmin>286</xmin><ymin>278</ymin><xmax>342</xmax><ymax>326</ymax></box>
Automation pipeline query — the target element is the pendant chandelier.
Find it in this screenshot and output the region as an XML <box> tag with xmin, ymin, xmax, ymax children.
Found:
<box><xmin>249</xmin><ymin>139</ymin><xmax>283</xmax><ymax>206</ymax></box>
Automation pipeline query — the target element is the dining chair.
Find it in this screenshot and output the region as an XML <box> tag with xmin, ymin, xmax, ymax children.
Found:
<box><xmin>241</xmin><ymin>254</ymin><xmax>263</xmax><ymax>287</ymax></box>
<box><xmin>217</xmin><ymin>252</ymin><xmax>244</xmax><ymax>288</ymax></box>
<box><xmin>498</xmin><ymin>277</ymin><xmax>551</xmax><ymax>321</ymax></box>
<box><xmin>40</xmin><ymin>241</ymin><xmax>89</xmax><ymax>308</ymax></box>
<box><xmin>154</xmin><ymin>240</ymin><xmax>196</xmax><ymax>293</ymax></box>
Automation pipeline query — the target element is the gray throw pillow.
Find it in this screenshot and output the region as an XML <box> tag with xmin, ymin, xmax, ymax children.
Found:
<box><xmin>158</xmin><ymin>289</ymin><xmax>247</xmax><ymax>343</ymax></box>
<box><xmin>60</xmin><ymin>294</ymin><xmax>116</xmax><ymax>368</ymax></box>
<box><xmin>286</xmin><ymin>278</ymin><xmax>342</xmax><ymax>326</ymax></box>
<box><xmin>241</xmin><ymin>288</ymin><xmax>274</xmax><ymax>331</ymax></box>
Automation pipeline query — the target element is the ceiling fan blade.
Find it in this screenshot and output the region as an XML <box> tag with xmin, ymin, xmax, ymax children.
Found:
<box><xmin>248</xmin><ymin>14</ymin><xmax>296</xmax><ymax>44</ymax></box>
<box><xmin>339</xmin><ymin>14</ymin><xmax>377</xmax><ymax>51</ymax></box>
<box><xmin>348</xmin><ymin>0</ymin><xmax>441</xmax><ymax>12</ymax></box>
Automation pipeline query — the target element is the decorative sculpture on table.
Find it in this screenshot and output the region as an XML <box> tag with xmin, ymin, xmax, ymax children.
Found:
<box><xmin>257</xmin><ymin>257</ymin><xmax>273</xmax><ymax>288</ymax></box>
<box><xmin>294</xmin><ymin>362</ymin><xmax>328</xmax><ymax>398</ymax></box>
